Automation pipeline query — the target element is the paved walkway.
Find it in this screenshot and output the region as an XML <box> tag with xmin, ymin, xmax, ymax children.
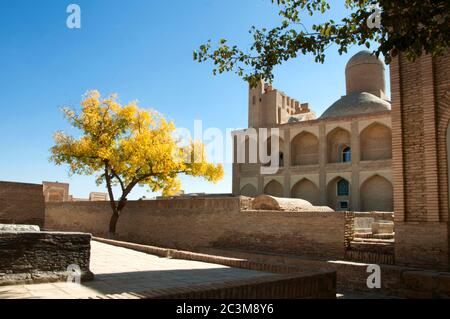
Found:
<box><xmin>0</xmin><ymin>241</ymin><xmax>272</xmax><ymax>299</ymax></box>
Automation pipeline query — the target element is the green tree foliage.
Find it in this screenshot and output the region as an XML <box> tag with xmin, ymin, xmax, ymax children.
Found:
<box><xmin>194</xmin><ymin>0</ymin><xmax>449</xmax><ymax>87</ymax></box>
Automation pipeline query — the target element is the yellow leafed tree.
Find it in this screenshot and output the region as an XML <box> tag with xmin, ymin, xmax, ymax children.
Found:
<box><xmin>50</xmin><ymin>91</ymin><xmax>224</xmax><ymax>236</ymax></box>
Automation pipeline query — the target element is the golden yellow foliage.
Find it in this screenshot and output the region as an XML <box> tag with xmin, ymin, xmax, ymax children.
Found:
<box><xmin>50</xmin><ymin>91</ymin><xmax>224</xmax><ymax>234</ymax></box>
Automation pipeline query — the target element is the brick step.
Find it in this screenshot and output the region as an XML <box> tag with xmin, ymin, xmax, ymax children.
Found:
<box><xmin>349</xmin><ymin>241</ymin><xmax>394</xmax><ymax>255</ymax></box>
<box><xmin>346</xmin><ymin>239</ymin><xmax>395</xmax><ymax>265</ymax></box>
<box><xmin>354</xmin><ymin>232</ymin><xmax>395</xmax><ymax>240</ymax></box>
<box><xmin>352</xmin><ymin>238</ymin><xmax>394</xmax><ymax>244</ymax></box>
<box><xmin>345</xmin><ymin>249</ymin><xmax>395</xmax><ymax>265</ymax></box>
<box><xmin>354</xmin><ymin>228</ymin><xmax>372</xmax><ymax>234</ymax></box>
<box><xmin>354</xmin><ymin>232</ymin><xmax>374</xmax><ymax>238</ymax></box>
<box><xmin>373</xmin><ymin>233</ymin><xmax>395</xmax><ymax>240</ymax></box>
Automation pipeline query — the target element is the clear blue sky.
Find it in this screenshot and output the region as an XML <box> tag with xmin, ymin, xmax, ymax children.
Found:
<box><xmin>0</xmin><ymin>0</ymin><xmax>389</xmax><ymax>199</ymax></box>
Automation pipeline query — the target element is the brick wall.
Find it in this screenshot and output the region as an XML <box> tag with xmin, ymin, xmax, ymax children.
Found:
<box><xmin>0</xmin><ymin>231</ymin><xmax>93</xmax><ymax>286</ymax></box>
<box><xmin>200</xmin><ymin>247</ymin><xmax>450</xmax><ymax>299</ymax></box>
<box><xmin>45</xmin><ymin>198</ymin><xmax>347</xmax><ymax>259</ymax></box>
<box><xmin>133</xmin><ymin>273</ymin><xmax>336</xmax><ymax>299</ymax></box>
<box><xmin>0</xmin><ymin>181</ymin><xmax>45</xmax><ymax>227</ymax></box>
<box><xmin>391</xmin><ymin>51</ymin><xmax>450</xmax><ymax>271</ymax></box>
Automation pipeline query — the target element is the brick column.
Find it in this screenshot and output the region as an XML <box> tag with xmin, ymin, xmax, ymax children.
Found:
<box><xmin>390</xmin><ymin>56</ymin><xmax>406</xmax><ymax>222</ymax></box>
<box><xmin>392</xmin><ymin>53</ymin><xmax>450</xmax><ymax>271</ymax></box>
<box><xmin>319</xmin><ymin>123</ymin><xmax>327</xmax><ymax>205</ymax></box>
<box><xmin>283</xmin><ymin>128</ymin><xmax>291</xmax><ymax>197</ymax></box>
<box><xmin>232</xmin><ymin>136</ymin><xmax>240</xmax><ymax>196</ymax></box>
<box><xmin>351</xmin><ymin>121</ymin><xmax>360</xmax><ymax>211</ymax></box>
<box><xmin>421</xmin><ymin>55</ymin><xmax>440</xmax><ymax>222</ymax></box>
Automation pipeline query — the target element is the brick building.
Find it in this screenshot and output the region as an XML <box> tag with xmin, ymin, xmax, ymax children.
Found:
<box><xmin>233</xmin><ymin>50</ymin><xmax>394</xmax><ymax>212</ymax></box>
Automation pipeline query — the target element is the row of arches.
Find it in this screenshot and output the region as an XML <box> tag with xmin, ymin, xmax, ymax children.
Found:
<box><xmin>291</xmin><ymin>123</ymin><xmax>392</xmax><ymax>165</ymax></box>
<box><xmin>238</xmin><ymin>123</ymin><xmax>392</xmax><ymax>166</ymax></box>
<box><xmin>241</xmin><ymin>175</ymin><xmax>393</xmax><ymax>212</ymax></box>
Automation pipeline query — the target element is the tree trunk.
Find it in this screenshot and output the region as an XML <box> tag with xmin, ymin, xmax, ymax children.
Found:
<box><xmin>108</xmin><ymin>199</ymin><xmax>128</xmax><ymax>238</ymax></box>
<box><xmin>108</xmin><ymin>211</ymin><xmax>120</xmax><ymax>238</ymax></box>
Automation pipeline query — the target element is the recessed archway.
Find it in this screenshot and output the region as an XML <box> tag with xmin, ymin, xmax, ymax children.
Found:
<box><xmin>264</xmin><ymin>136</ymin><xmax>285</xmax><ymax>168</ymax></box>
<box><xmin>291</xmin><ymin>132</ymin><xmax>319</xmax><ymax>166</ymax></box>
<box><xmin>327</xmin><ymin>127</ymin><xmax>351</xmax><ymax>163</ymax></box>
<box><xmin>327</xmin><ymin>176</ymin><xmax>351</xmax><ymax>211</ymax></box>
<box><xmin>264</xmin><ymin>180</ymin><xmax>284</xmax><ymax>197</ymax></box>
<box><xmin>240</xmin><ymin>184</ymin><xmax>258</xmax><ymax>197</ymax></box>
<box><xmin>291</xmin><ymin>179</ymin><xmax>319</xmax><ymax>205</ymax></box>
<box><xmin>360</xmin><ymin>175</ymin><xmax>393</xmax><ymax>212</ymax></box>
<box><xmin>360</xmin><ymin>123</ymin><xmax>392</xmax><ymax>161</ymax></box>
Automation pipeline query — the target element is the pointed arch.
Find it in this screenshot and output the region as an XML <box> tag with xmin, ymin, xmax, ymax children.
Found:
<box><xmin>327</xmin><ymin>127</ymin><xmax>351</xmax><ymax>163</ymax></box>
<box><xmin>360</xmin><ymin>122</ymin><xmax>392</xmax><ymax>161</ymax></box>
<box><xmin>327</xmin><ymin>176</ymin><xmax>351</xmax><ymax>211</ymax></box>
<box><xmin>264</xmin><ymin>180</ymin><xmax>284</xmax><ymax>197</ymax></box>
<box><xmin>240</xmin><ymin>184</ymin><xmax>258</xmax><ymax>197</ymax></box>
<box><xmin>264</xmin><ymin>136</ymin><xmax>285</xmax><ymax>168</ymax></box>
<box><xmin>291</xmin><ymin>178</ymin><xmax>319</xmax><ymax>205</ymax></box>
<box><xmin>360</xmin><ymin>175</ymin><xmax>393</xmax><ymax>212</ymax></box>
<box><xmin>291</xmin><ymin>132</ymin><xmax>319</xmax><ymax>166</ymax></box>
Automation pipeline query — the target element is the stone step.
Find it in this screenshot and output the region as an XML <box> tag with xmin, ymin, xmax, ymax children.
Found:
<box><xmin>352</xmin><ymin>238</ymin><xmax>394</xmax><ymax>244</ymax></box>
<box><xmin>354</xmin><ymin>232</ymin><xmax>395</xmax><ymax>240</ymax></box>
<box><xmin>373</xmin><ymin>233</ymin><xmax>395</xmax><ymax>240</ymax></box>
<box><xmin>354</xmin><ymin>232</ymin><xmax>374</xmax><ymax>238</ymax></box>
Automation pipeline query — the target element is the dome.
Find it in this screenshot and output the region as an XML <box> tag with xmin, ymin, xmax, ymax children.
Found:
<box><xmin>345</xmin><ymin>50</ymin><xmax>386</xmax><ymax>98</ymax></box>
<box><xmin>346</xmin><ymin>50</ymin><xmax>384</xmax><ymax>70</ymax></box>
<box><xmin>320</xmin><ymin>92</ymin><xmax>391</xmax><ymax>120</ymax></box>
<box><xmin>252</xmin><ymin>195</ymin><xmax>334</xmax><ymax>212</ymax></box>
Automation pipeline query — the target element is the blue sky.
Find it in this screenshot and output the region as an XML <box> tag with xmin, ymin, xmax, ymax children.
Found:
<box><xmin>0</xmin><ymin>0</ymin><xmax>389</xmax><ymax>199</ymax></box>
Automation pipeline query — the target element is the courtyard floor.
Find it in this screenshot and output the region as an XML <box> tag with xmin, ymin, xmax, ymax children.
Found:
<box><xmin>0</xmin><ymin>241</ymin><xmax>273</xmax><ymax>299</ymax></box>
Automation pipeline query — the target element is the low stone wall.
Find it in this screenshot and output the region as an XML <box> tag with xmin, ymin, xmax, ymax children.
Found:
<box><xmin>0</xmin><ymin>181</ymin><xmax>45</xmax><ymax>227</ymax></box>
<box><xmin>0</xmin><ymin>231</ymin><xmax>94</xmax><ymax>286</ymax></box>
<box><xmin>45</xmin><ymin>198</ymin><xmax>347</xmax><ymax>259</ymax></box>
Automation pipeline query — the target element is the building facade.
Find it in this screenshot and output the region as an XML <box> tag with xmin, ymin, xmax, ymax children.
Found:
<box><xmin>233</xmin><ymin>51</ymin><xmax>394</xmax><ymax>212</ymax></box>
<box><xmin>43</xmin><ymin>181</ymin><xmax>108</xmax><ymax>202</ymax></box>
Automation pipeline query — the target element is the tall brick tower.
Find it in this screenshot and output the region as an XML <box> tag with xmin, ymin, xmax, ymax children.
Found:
<box><xmin>391</xmin><ymin>51</ymin><xmax>450</xmax><ymax>271</ymax></box>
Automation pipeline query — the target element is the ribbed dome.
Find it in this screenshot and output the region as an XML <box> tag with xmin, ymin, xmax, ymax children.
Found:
<box><xmin>320</xmin><ymin>92</ymin><xmax>391</xmax><ymax>120</ymax></box>
<box><xmin>346</xmin><ymin>50</ymin><xmax>384</xmax><ymax>70</ymax></box>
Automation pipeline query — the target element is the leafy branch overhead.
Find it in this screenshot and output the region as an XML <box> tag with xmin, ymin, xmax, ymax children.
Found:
<box><xmin>194</xmin><ymin>0</ymin><xmax>450</xmax><ymax>87</ymax></box>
